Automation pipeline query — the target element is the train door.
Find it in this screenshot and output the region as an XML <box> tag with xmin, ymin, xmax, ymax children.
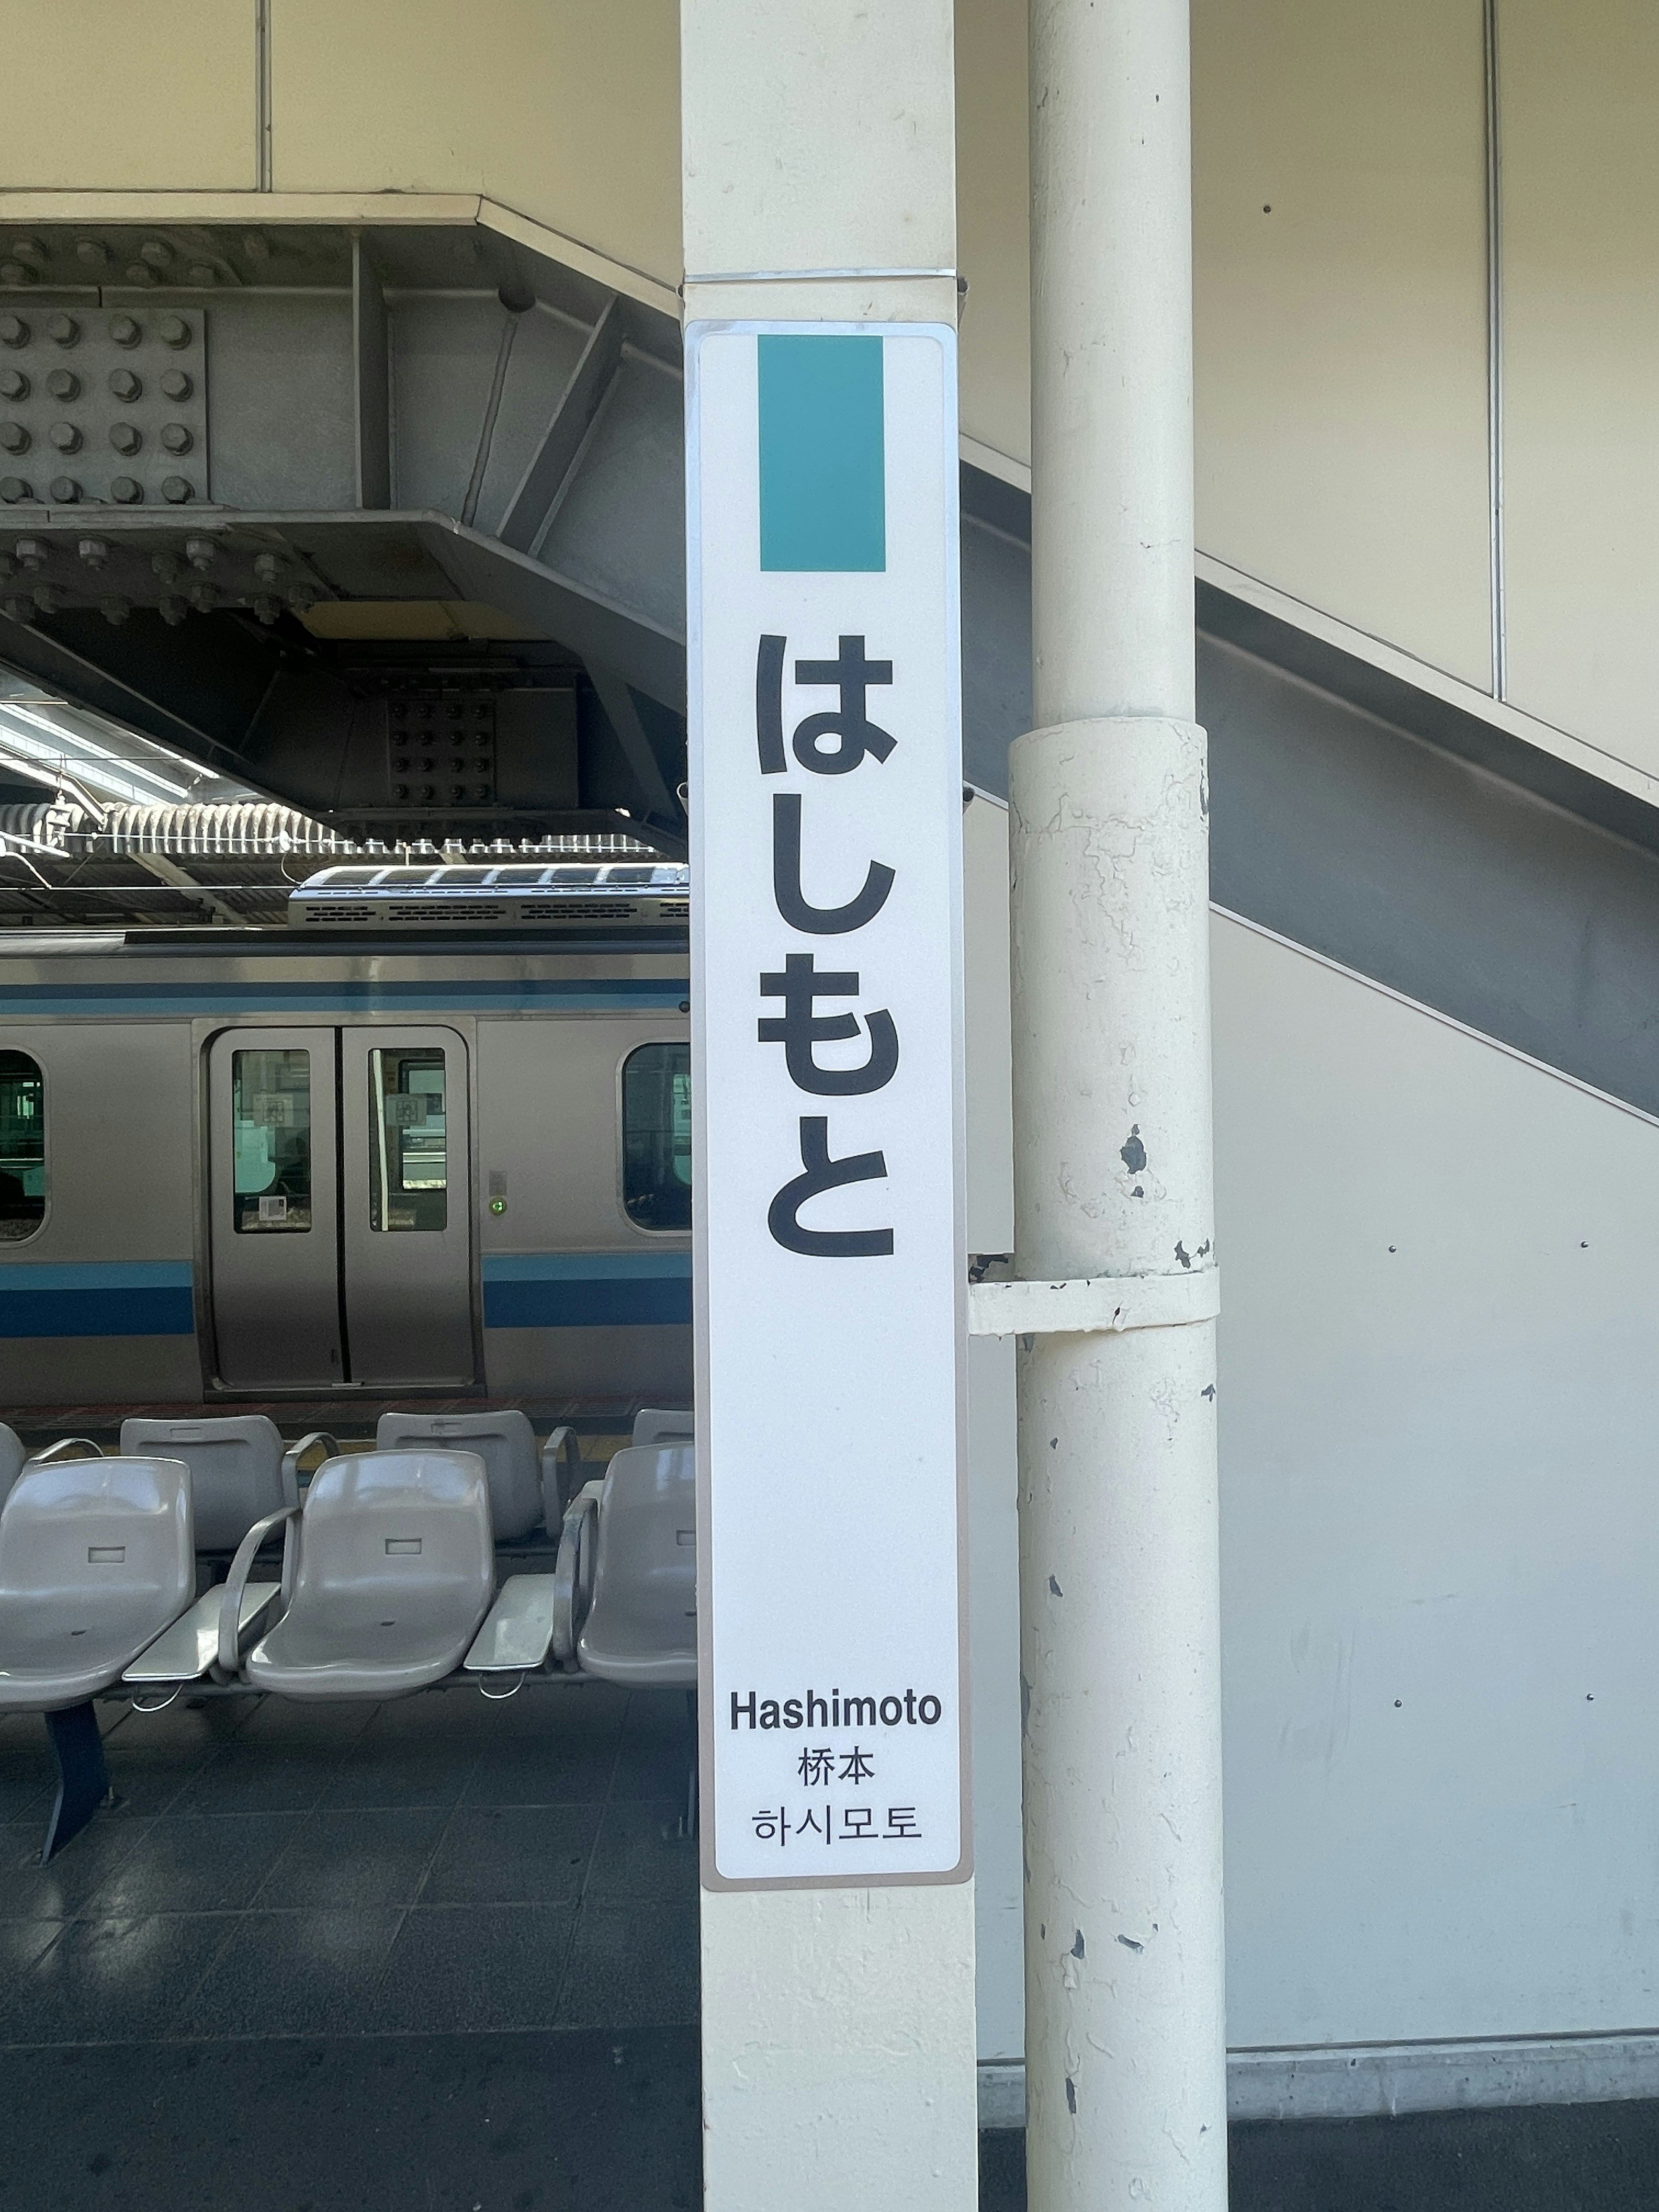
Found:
<box><xmin>207</xmin><ymin>1025</ymin><xmax>474</xmax><ymax>1390</ymax></box>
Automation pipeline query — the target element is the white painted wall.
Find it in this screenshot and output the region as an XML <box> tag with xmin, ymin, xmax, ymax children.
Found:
<box><xmin>964</xmin><ymin>796</ymin><xmax>1659</xmax><ymax>2066</ymax></box>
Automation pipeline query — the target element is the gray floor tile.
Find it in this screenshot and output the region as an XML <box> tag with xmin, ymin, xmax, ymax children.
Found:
<box><xmin>555</xmin><ymin>1896</ymin><xmax>699</xmax><ymax>2028</ymax></box>
<box><xmin>254</xmin><ymin>1806</ymin><xmax>447</xmax><ymax>1908</ymax></box>
<box><xmin>187</xmin><ymin>1907</ymin><xmax>405</xmax><ymax>2037</ymax></box>
<box><xmin>0</xmin><ymin>1920</ymin><xmax>66</xmax><ymax>2038</ymax></box>
<box><xmin>15</xmin><ymin>1914</ymin><xmax>233</xmax><ymax>2044</ymax></box>
<box><xmin>370</xmin><ymin>1902</ymin><xmax>579</xmax><ymax>2032</ymax></box>
<box><xmin>318</xmin><ymin>1737</ymin><xmax>479</xmax><ymax>1812</ymax></box>
<box><xmin>167</xmin><ymin>1740</ymin><xmax>355</xmax><ymax>1818</ymax></box>
<box><xmin>611</xmin><ymin>1691</ymin><xmax>697</xmax><ymax>1801</ymax></box>
<box><xmin>236</xmin><ymin>1698</ymin><xmax>378</xmax><ymax>1750</ymax></box>
<box><xmin>584</xmin><ymin>1801</ymin><xmax>699</xmax><ymax>1904</ymax></box>
<box><xmin>0</xmin><ymin>1724</ymin><xmax>54</xmax><ymax>1824</ymax></box>
<box><xmin>419</xmin><ymin>1804</ymin><xmax>599</xmax><ymax>1905</ymax></box>
<box><xmin>89</xmin><ymin>1812</ymin><xmax>304</xmax><ymax>1916</ymax></box>
<box><xmin>0</xmin><ymin>1806</ymin><xmax>155</xmax><ymax>1919</ymax></box>
<box><xmin>462</xmin><ymin>1732</ymin><xmax>620</xmax><ymax>1806</ymax></box>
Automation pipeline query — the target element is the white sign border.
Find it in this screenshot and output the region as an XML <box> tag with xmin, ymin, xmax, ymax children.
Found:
<box><xmin>685</xmin><ymin>317</ymin><xmax>973</xmax><ymax>1893</ymax></box>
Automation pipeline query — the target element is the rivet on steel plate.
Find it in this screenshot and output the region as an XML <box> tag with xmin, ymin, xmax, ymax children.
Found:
<box><xmin>110</xmin><ymin>476</ymin><xmax>143</xmax><ymax>505</ymax></box>
<box><xmin>0</xmin><ymin>424</ymin><xmax>27</xmax><ymax>455</ymax></box>
<box><xmin>161</xmin><ymin>423</ymin><xmax>193</xmax><ymax>455</ymax></box>
<box><xmin>46</xmin><ymin>315</ymin><xmax>79</xmax><ymax>346</ymax></box>
<box><xmin>161</xmin><ymin>475</ymin><xmax>193</xmax><ymax>503</ymax></box>
<box><xmin>159</xmin><ymin>369</ymin><xmax>192</xmax><ymax>401</ymax></box>
<box><xmin>109</xmin><ymin>423</ymin><xmax>141</xmax><ymax>456</ymax></box>
<box><xmin>158</xmin><ymin>316</ymin><xmax>191</xmax><ymax>349</ymax></box>
<box><xmin>108</xmin><ymin>315</ymin><xmax>141</xmax><ymax>348</ymax></box>
<box><xmin>0</xmin><ymin>316</ymin><xmax>29</xmax><ymax>348</ymax></box>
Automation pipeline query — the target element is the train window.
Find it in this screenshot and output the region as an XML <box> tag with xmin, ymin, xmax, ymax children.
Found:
<box><xmin>369</xmin><ymin>1048</ymin><xmax>448</xmax><ymax>1232</ymax></box>
<box><xmin>231</xmin><ymin>1049</ymin><xmax>313</xmax><ymax>1233</ymax></box>
<box><xmin>0</xmin><ymin>1050</ymin><xmax>44</xmax><ymax>1240</ymax></box>
<box><xmin>622</xmin><ymin>1042</ymin><xmax>692</xmax><ymax>1232</ymax></box>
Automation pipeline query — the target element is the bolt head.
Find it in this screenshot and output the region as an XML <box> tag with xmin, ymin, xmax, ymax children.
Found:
<box><xmin>186</xmin><ymin>263</ymin><xmax>217</xmax><ymax>287</ymax></box>
<box><xmin>0</xmin><ymin>265</ymin><xmax>29</xmax><ymax>287</ymax></box>
<box><xmin>253</xmin><ymin>594</ymin><xmax>283</xmax><ymax>625</ymax></box>
<box><xmin>75</xmin><ymin>241</ymin><xmax>110</xmax><ymax>269</ymax></box>
<box><xmin>151</xmin><ymin>552</ymin><xmax>181</xmax><ymax>580</ymax></box>
<box><xmin>189</xmin><ymin>582</ymin><xmax>216</xmax><ymax>612</ymax></box>
<box><xmin>139</xmin><ymin>239</ymin><xmax>174</xmax><ymax>270</ymax></box>
<box><xmin>44</xmin><ymin>368</ymin><xmax>78</xmax><ymax>401</ymax></box>
<box><xmin>161</xmin><ymin>475</ymin><xmax>193</xmax><ymax>504</ymax></box>
<box><xmin>0</xmin><ymin>370</ymin><xmax>25</xmax><ymax>401</ymax></box>
<box><xmin>13</xmin><ymin>537</ymin><xmax>46</xmax><ymax>566</ymax></box>
<box><xmin>0</xmin><ymin>423</ymin><xmax>26</xmax><ymax>454</ymax></box>
<box><xmin>48</xmin><ymin>423</ymin><xmax>81</xmax><ymax>454</ymax></box>
<box><xmin>158</xmin><ymin>594</ymin><xmax>187</xmax><ymax>625</ymax></box>
<box><xmin>110</xmin><ymin>476</ymin><xmax>143</xmax><ymax>505</ymax></box>
<box><xmin>0</xmin><ymin>315</ymin><xmax>29</xmax><ymax>348</ymax></box>
<box><xmin>99</xmin><ymin>595</ymin><xmax>130</xmax><ymax>626</ymax></box>
<box><xmin>251</xmin><ymin>552</ymin><xmax>281</xmax><ymax>583</ymax></box>
<box><xmin>108</xmin><ymin>368</ymin><xmax>140</xmax><ymax>401</ymax></box>
<box><xmin>32</xmin><ymin>583</ymin><xmax>60</xmax><ymax>610</ymax></box>
<box><xmin>2</xmin><ymin>591</ymin><xmax>32</xmax><ymax>619</ymax></box>
<box><xmin>48</xmin><ymin>477</ymin><xmax>79</xmax><ymax>503</ymax></box>
<box><xmin>158</xmin><ymin>316</ymin><xmax>191</xmax><ymax>349</ymax></box>
<box><xmin>108</xmin><ymin>315</ymin><xmax>141</xmax><ymax>348</ymax></box>
<box><xmin>159</xmin><ymin>369</ymin><xmax>192</xmax><ymax>402</ymax></box>
<box><xmin>124</xmin><ymin>266</ymin><xmax>155</xmax><ymax>288</ymax></box>
<box><xmin>183</xmin><ymin>534</ymin><xmax>216</xmax><ymax>569</ymax></box>
<box><xmin>161</xmin><ymin>423</ymin><xmax>193</xmax><ymax>455</ymax></box>
<box><xmin>76</xmin><ymin>537</ymin><xmax>108</xmax><ymax>567</ymax></box>
<box><xmin>109</xmin><ymin>422</ymin><xmax>141</xmax><ymax>456</ymax></box>
<box><xmin>45</xmin><ymin>315</ymin><xmax>78</xmax><ymax>346</ymax></box>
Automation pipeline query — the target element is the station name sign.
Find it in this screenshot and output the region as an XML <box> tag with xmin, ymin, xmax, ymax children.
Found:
<box><xmin>686</xmin><ymin>322</ymin><xmax>969</xmax><ymax>1888</ymax></box>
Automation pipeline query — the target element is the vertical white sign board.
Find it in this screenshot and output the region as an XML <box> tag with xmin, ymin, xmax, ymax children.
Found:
<box><xmin>687</xmin><ymin>322</ymin><xmax>969</xmax><ymax>1887</ymax></box>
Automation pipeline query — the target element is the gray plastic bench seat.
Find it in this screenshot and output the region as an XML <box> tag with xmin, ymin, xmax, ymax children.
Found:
<box><xmin>238</xmin><ymin>1449</ymin><xmax>496</xmax><ymax>1700</ymax></box>
<box><xmin>123</xmin><ymin>1581</ymin><xmax>282</xmax><ymax>1685</ymax></box>
<box><xmin>0</xmin><ymin>1454</ymin><xmax>197</xmax><ymax>1858</ymax></box>
<box><xmin>119</xmin><ymin>1414</ymin><xmax>335</xmax><ymax>1553</ymax></box>
<box><xmin>375</xmin><ymin>1409</ymin><xmax>577</xmax><ymax>1541</ymax></box>
<box><xmin>0</xmin><ymin>1456</ymin><xmax>196</xmax><ymax>1711</ymax></box>
<box><xmin>554</xmin><ymin>1444</ymin><xmax>696</xmax><ymax>1688</ymax></box>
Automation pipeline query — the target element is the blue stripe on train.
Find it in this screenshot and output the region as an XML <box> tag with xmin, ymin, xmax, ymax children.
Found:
<box><xmin>0</xmin><ymin>1261</ymin><xmax>195</xmax><ymax>1338</ymax></box>
<box><xmin>0</xmin><ymin>979</ymin><xmax>689</xmax><ymax>1018</ymax></box>
<box><xmin>481</xmin><ymin>1251</ymin><xmax>692</xmax><ymax>1329</ymax></box>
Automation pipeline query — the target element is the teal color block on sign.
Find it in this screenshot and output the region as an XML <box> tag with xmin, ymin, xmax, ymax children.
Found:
<box><xmin>757</xmin><ymin>334</ymin><xmax>886</xmax><ymax>572</ymax></box>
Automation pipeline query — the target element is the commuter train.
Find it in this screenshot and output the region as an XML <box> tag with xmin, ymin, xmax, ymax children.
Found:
<box><xmin>0</xmin><ymin>865</ymin><xmax>693</xmax><ymax>1409</ymax></box>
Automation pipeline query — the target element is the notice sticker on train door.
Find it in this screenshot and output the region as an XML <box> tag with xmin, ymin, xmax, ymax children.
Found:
<box><xmin>686</xmin><ymin>323</ymin><xmax>969</xmax><ymax>1888</ymax></box>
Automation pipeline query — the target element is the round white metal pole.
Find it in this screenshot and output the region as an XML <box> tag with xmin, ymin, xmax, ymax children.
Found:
<box><xmin>1015</xmin><ymin>0</ymin><xmax>1227</xmax><ymax>2203</ymax></box>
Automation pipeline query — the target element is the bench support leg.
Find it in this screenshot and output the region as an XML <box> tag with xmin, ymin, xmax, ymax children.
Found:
<box><xmin>41</xmin><ymin>1702</ymin><xmax>111</xmax><ymax>1863</ymax></box>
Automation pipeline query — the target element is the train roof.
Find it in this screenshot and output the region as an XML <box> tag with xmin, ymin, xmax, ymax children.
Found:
<box><xmin>286</xmin><ymin>862</ymin><xmax>691</xmax><ymax>934</ymax></box>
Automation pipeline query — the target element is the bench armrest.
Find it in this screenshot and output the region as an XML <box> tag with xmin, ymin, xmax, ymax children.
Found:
<box><xmin>280</xmin><ymin>1431</ymin><xmax>339</xmax><ymax>1507</ymax></box>
<box><xmin>24</xmin><ymin>1437</ymin><xmax>104</xmax><ymax>1468</ymax></box>
<box><xmin>465</xmin><ymin>1574</ymin><xmax>561</xmax><ymax>1675</ymax></box>
<box><xmin>550</xmin><ymin>1481</ymin><xmax>602</xmax><ymax>1666</ymax></box>
<box><xmin>218</xmin><ymin>1504</ymin><xmax>301</xmax><ymax>1675</ymax></box>
<box><xmin>539</xmin><ymin>1425</ymin><xmax>584</xmax><ymax>1531</ymax></box>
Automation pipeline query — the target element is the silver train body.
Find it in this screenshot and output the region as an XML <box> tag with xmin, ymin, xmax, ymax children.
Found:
<box><xmin>0</xmin><ymin>890</ymin><xmax>693</xmax><ymax>1408</ymax></box>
